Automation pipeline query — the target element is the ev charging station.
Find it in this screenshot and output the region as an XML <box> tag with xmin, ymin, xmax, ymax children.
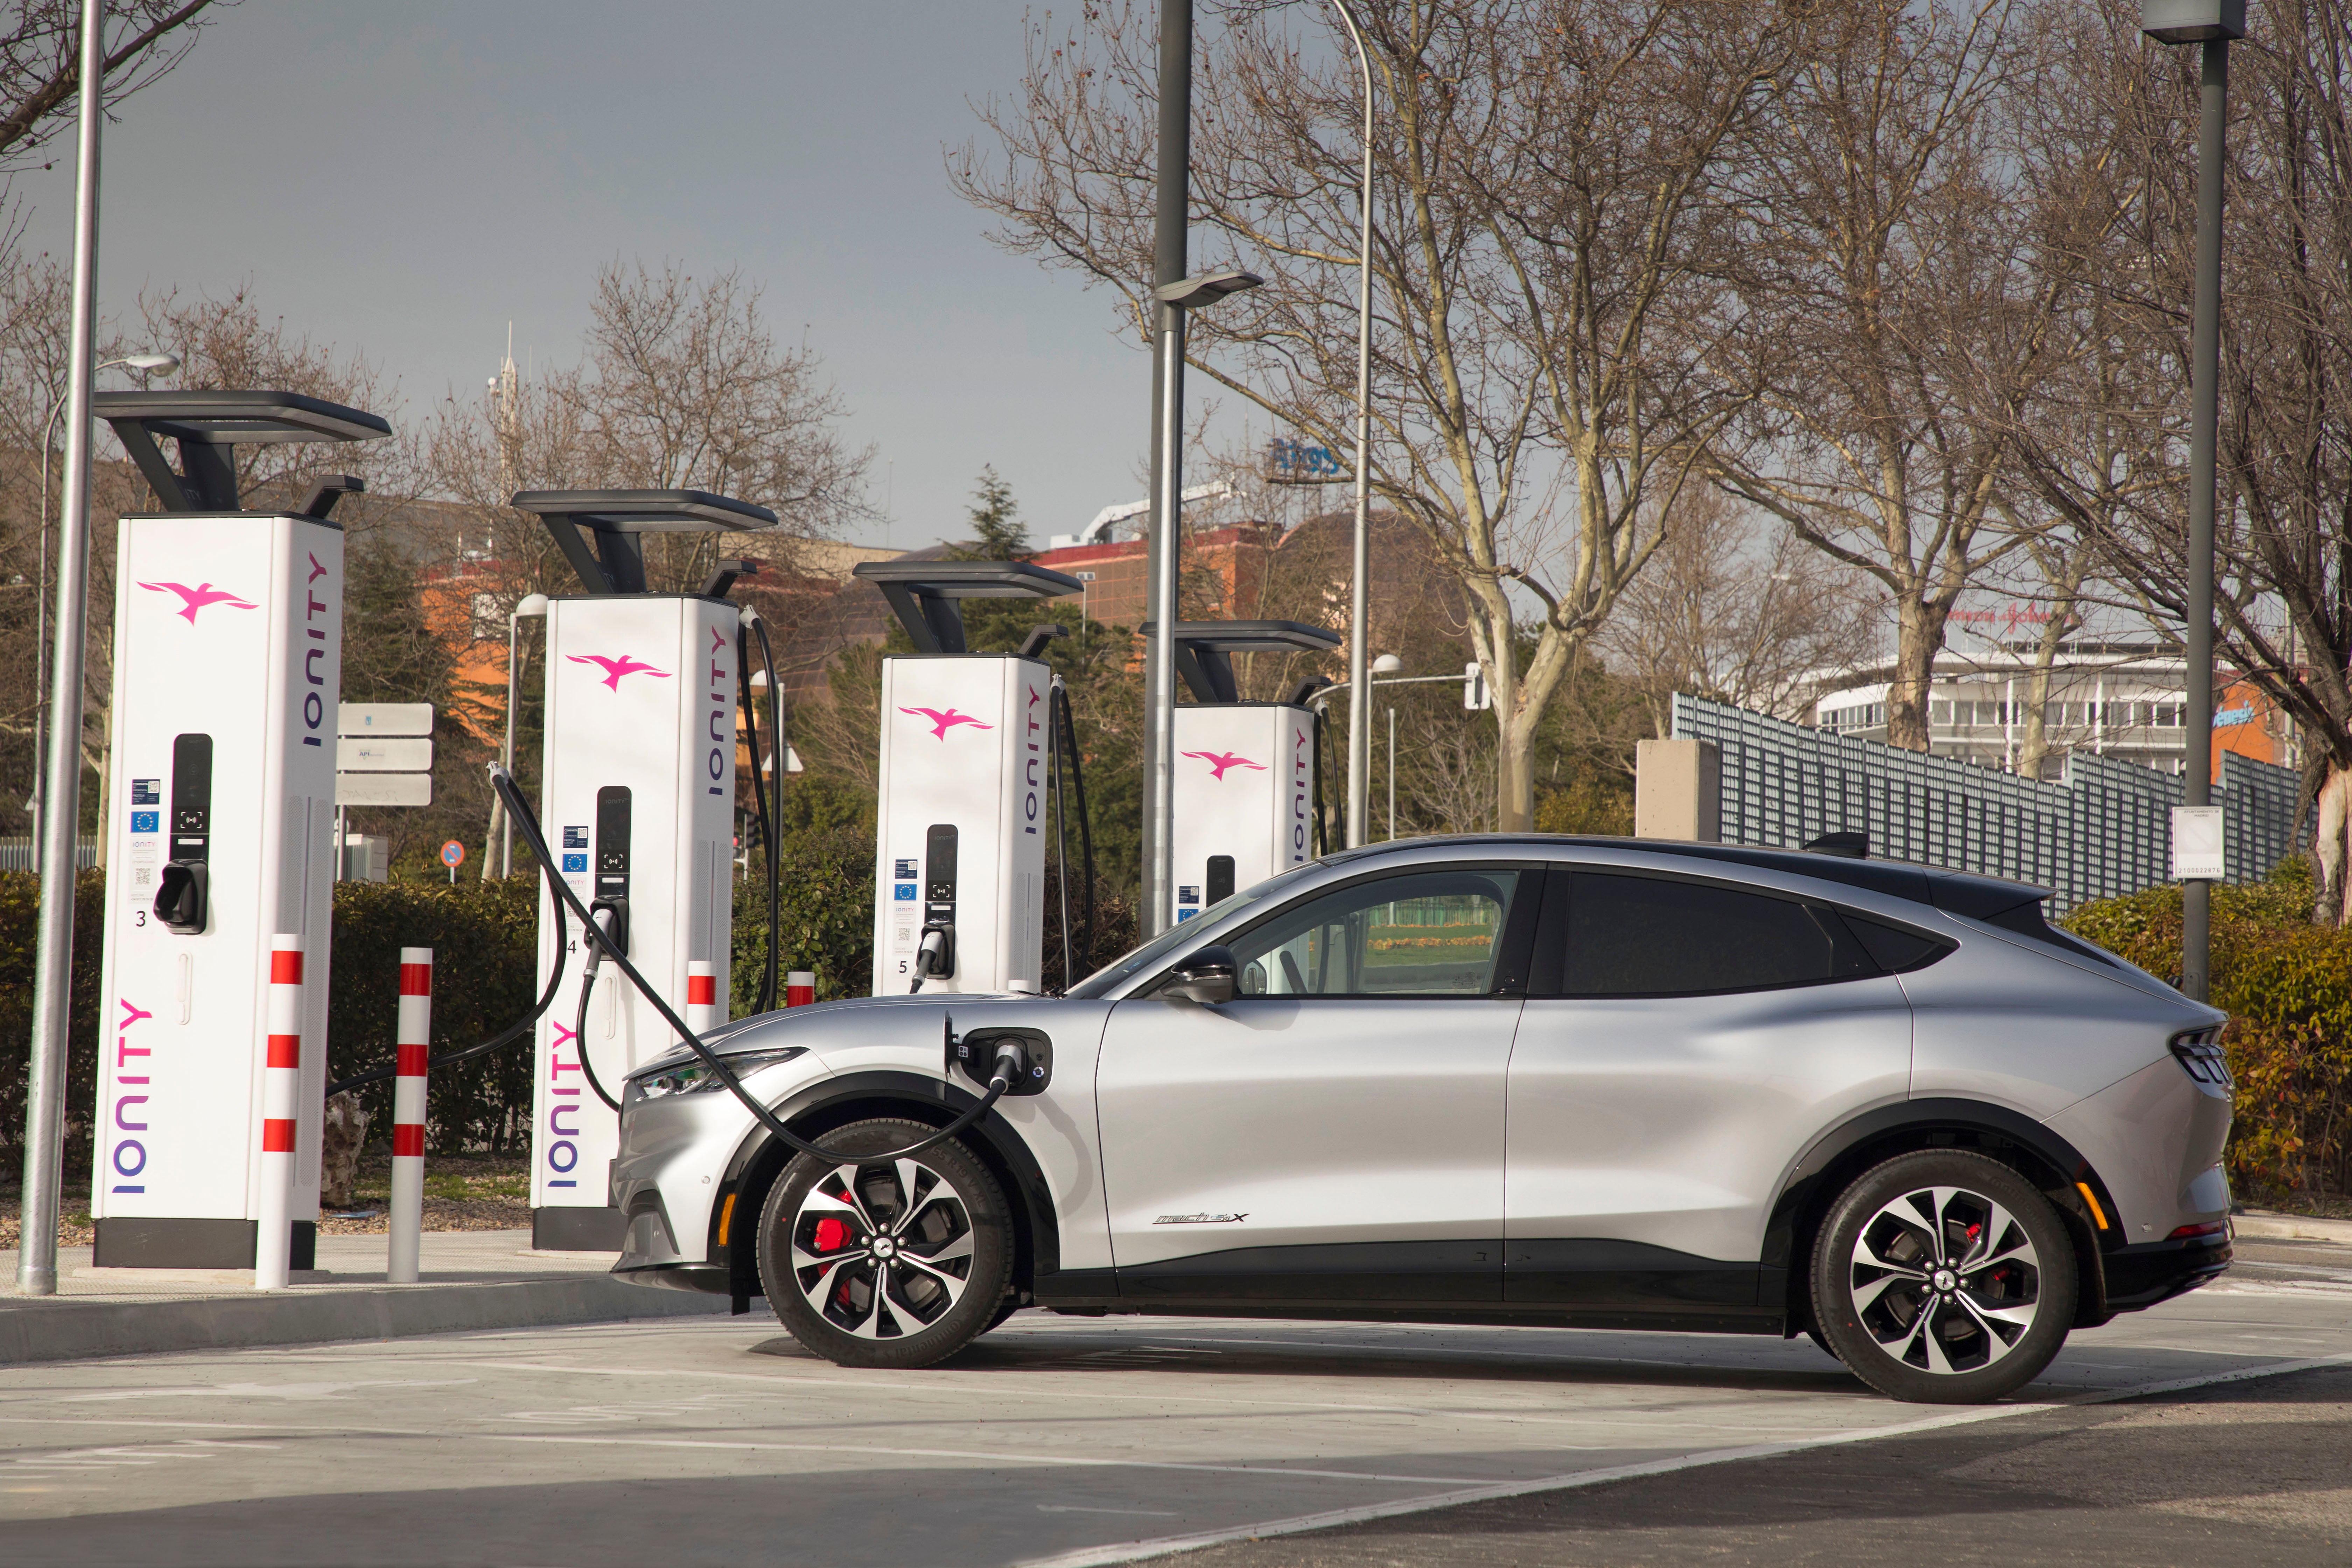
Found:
<box><xmin>854</xmin><ymin>559</ymin><xmax>1083</xmax><ymax>996</ymax></box>
<box><xmin>87</xmin><ymin>391</ymin><xmax>391</xmax><ymax>1269</ymax></box>
<box><xmin>1151</xmin><ymin>621</ymin><xmax>1341</xmax><ymax>920</ymax></box>
<box><xmin>515</xmin><ymin>489</ymin><xmax>779</xmax><ymax>1250</ymax></box>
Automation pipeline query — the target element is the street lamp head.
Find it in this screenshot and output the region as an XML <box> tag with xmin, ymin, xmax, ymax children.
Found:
<box><xmin>2141</xmin><ymin>0</ymin><xmax>2245</xmax><ymax>43</ymax></box>
<box><xmin>514</xmin><ymin>593</ymin><xmax>550</xmax><ymax>618</ymax></box>
<box><xmin>1154</xmin><ymin>268</ymin><xmax>1266</xmax><ymax>311</ymax></box>
<box><xmin>119</xmin><ymin>352</ymin><xmax>179</xmax><ymax>375</ymax></box>
<box><xmin>1371</xmin><ymin>653</ymin><xmax>1403</xmax><ymax>674</ymax></box>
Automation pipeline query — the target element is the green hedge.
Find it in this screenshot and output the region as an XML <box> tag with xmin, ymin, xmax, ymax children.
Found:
<box><xmin>2065</xmin><ymin>860</ymin><xmax>2352</xmax><ymax>1202</ymax></box>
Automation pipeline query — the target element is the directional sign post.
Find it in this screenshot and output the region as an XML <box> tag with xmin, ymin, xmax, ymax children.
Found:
<box><xmin>336</xmin><ymin>704</ymin><xmax>435</xmax><ymax>881</ymax></box>
<box><xmin>440</xmin><ymin>839</ymin><xmax>465</xmax><ymax>885</ymax></box>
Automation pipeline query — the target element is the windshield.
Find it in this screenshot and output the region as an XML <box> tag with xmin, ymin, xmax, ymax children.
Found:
<box><xmin>1066</xmin><ymin>861</ymin><xmax>1322</xmax><ymax>999</ymax></box>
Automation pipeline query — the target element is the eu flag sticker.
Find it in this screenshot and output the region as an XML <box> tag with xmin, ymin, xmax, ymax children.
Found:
<box><xmin>130</xmin><ymin>811</ymin><xmax>159</xmax><ymax>834</ymax></box>
<box><xmin>562</xmin><ymin>853</ymin><xmax>588</xmax><ymax>874</ymax></box>
<box><xmin>894</xmin><ymin>882</ymin><xmax>918</xmax><ymax>901</ymax></box>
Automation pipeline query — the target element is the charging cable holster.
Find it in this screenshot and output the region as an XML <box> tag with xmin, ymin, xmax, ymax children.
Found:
<box><xmin>153</xmin><ymin>861</ymin><xmax>209</xmax><ymax>935</ymax></box>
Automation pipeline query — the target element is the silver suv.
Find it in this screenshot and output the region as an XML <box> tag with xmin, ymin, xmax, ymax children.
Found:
<box><xmin>610</xmin><ymin>836</ymin><xmax>2235</xmax><ymax>1404</ymax></box>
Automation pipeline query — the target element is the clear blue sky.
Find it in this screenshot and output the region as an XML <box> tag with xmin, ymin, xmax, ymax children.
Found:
<box><xmin>13</xmin><ymin>0</ymin><xmax>1177</xmax><ymax>551</ymax></box>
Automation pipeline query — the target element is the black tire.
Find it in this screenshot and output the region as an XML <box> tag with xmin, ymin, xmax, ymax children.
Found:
<box><xmin>1811</xmin><ymin>1150</ymin><xmax>2078</xmax><ymax>1405</ymax></box>
<box><xmin>756</xmin><ymin>1118</ymin><xmax>1013</xmax><ymax>1370</ymax></box>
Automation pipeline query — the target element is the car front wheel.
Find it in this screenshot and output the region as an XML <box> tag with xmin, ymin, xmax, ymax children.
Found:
<box><xmin>756</xmin><ymin>1118</ymin><xmax>1013</xmax><ymax>1369</ymax></box>
<box><xmin>1812</xmin><ymin>1150</ymin><xmax>2078</xmax><ymax>1404</ymax></box>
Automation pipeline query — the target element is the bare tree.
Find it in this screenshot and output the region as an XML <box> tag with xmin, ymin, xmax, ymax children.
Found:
<box><xmin>0</xmin><ymin>1</ymin><xmax>223</xmax><ymax>178</ymax></box>
<box><xmin>1598</xmin><ymin>488</ymin><xmax>1882</xmax><ymax>738</ymax></box>
<box><xmin>1713</xmin><ymin>0</ymin><xmax>2073</xmax><ymax>752</ymax></box>
<box><xmin>2040</xmin><ymin>0</ymin><xmax>2352</xmax><ymax>919</ymax></box>
<box><xmin>954</xmin><ymin>0</ymin><xmax>1799</xmax><ymax>829</ymax></box>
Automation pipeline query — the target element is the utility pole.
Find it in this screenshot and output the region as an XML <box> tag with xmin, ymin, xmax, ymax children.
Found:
<box><xmin>18</xmin><ymin>0</ymin><xmax>106</xmax><ymax>1298</ymax></box>
<box><xmin>2141</xmin><ymin>0</ymin><xmax>2241</xmax><ymax>1004</ymax></box>
<box><xmin>1140</xmin><ymin>0</ymin><xmax>1191</xmax><ymax>933</ymax></box>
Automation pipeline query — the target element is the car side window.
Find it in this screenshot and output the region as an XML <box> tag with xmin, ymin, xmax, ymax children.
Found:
<box><xmin>1552</xmin><ymin>871</ymin><xmax>1877</xmax><ymax>997</ymax></box>
<box><xmin>1232</xmin><ymin>870</ymin><xmax>1521</xmax><ymax>998</ymax></box>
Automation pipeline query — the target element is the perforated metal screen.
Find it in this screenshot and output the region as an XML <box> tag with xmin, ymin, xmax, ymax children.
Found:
<box><xmin>1671</xmin><ymin>694</ymin><xmax>2300</xmax><ymax>911</ymax></box>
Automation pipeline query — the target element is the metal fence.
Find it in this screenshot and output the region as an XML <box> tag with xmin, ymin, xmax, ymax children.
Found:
<box><xmin>1672</xmin><ymin>693</ymin><xmax>2301</xmax><ymax>911</ymax></box>
<box><xmin>0</xmin><ymin>838</ymin><xmax>100</xmax><ymax>872</ymax></box>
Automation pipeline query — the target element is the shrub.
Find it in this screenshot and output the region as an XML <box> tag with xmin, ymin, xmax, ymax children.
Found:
<box><xmin>2065</xmin><ymin>859</ymin><xmax>2352</xmax><ymax>1202</ymax></box>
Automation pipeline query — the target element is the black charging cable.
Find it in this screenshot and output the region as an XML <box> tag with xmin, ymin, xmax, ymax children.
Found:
<box><xmin>572</xmin><ymin>907</ymin><xmax>624</xmax><ymax>1112</ymax></box>
<box><xmin>324</xmin><ymin>885</ymin><xmax>572</xmax><ymax>1099</ymax></box>
<box><xmin>489</xmin><ymin>763</ymin><xmax>1023</xmax><ymax>1164</ymax></box>
<box><xmin>749</xmin><ymin>613</ymin><xmax>784</xmax><ymax>1013</ymax></box>
<box><xmin>1052</xmin><ymin>681</ymin><xmax>1096</xmax><ymax>979</ymax></box>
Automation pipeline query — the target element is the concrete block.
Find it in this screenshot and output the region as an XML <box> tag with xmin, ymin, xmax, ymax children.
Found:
<box><xmin>1635</xmin><ymin>737</ymin><xmax>1720</xmax><ymax>841</ymax></box>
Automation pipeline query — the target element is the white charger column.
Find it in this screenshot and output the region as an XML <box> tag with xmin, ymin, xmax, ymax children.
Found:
<box><xmin>852</xmin><ymin>560</ymin><xmax>1082</xmax><ymax>997</ymax></box>
<box><xmin>512</xmin><ymin>491</ymin><xmax>780</xmax><ymax>1253</ymax></box>
<box><xmin>87</xmin><ymin>392</ymin><xmax>389</xmax><ymax>1275</ymax></box>
<box><xmin>1148</xmin><ymin>621</ymin><xmax>1342</xmax><ymax>919</ymax></box>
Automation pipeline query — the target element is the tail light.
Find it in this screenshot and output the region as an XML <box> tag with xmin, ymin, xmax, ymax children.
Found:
<box><xmin>2170</xmin><ymin>1028</ymin><xmax>2232</xmax><ymax>1088</ymax></box>
<box><xmin>2168</xmin><ymin>1221</ymin><xmax>2228</xmax><ymax>1240</ymax></box>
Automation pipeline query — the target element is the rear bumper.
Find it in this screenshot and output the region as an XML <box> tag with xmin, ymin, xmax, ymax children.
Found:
<box><xmin>2102</xmin><ymin>1231</ymin><xmax>2233</xmax><ymax>1312</ymax></box>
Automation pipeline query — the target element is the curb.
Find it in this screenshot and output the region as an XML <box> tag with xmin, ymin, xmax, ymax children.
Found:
<box><xmin>0</xmin><ymin>1274</ymin><xmax>730</xmax><ymax>1366</ymax></box>
<box><xmin>2235</xmin><ymin>1210</ymin><xmax>2352</xmax><ymax>1245</ymax></box>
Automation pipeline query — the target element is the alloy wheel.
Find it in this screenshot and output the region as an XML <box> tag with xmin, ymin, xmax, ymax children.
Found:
<box><xmin>790</xmin><ymin>1157</ymin><xmax>977</xmax><ymax>1339</ymax></box>
<box><xmin>1848</xmin><ymin>1184</ymin><xmax>2042</xmax><ymax>1377</ymax></box>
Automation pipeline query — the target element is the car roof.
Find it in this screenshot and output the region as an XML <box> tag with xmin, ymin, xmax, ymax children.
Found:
<box><xmin>1325</xmin><ymin>834</ymin><xmax>2051</xmax><ymax>923</ymax></box>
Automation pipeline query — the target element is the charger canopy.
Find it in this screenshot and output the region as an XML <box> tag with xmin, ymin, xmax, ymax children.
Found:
<box><xmin>97</xmin><ymin>390</ymin><xmax>391</xmax><ymax>517</ymax></box>
<box><xmin>1139</xmin><ymin>620</ymin><xmax>1342</xmax><ymax>704</ymax></box>
<box><xmin>853</xmin><ymin>559</ymin><xmax>1083</xmax><ymax>654</ymax></box>
<box><xmin>511</xmin><ymin>489</ymin><xmax>780</xmax><ymax>596</ymax></box>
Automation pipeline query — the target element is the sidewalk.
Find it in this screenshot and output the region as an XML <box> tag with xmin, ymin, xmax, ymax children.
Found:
<box><xmin>0</xmin><ymin>1228</ymin><xmax>728</xmax><ymax>1365</ymax></box>
<box><xmin>2234</xmin><ymin>1208</ymin><xmax>2352</xmax><ymax>1245</ymax></box>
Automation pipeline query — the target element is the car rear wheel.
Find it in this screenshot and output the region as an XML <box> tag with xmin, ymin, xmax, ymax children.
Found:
<box><xmin>756</xmin><ymin>1118</ymin><xmax>1013</xmax><ymax>1370</ymax></box>
<box><xmin>1812</xmin><ymin>1150</ymin><xmax>2078</xmax><ymax>1404</ymax></box>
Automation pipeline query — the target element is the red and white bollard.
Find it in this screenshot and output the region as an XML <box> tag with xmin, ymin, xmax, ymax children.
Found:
<box><xmin>786</xmin><ymin>970</ymin><xmax>815</xmax><ymax>1008</ymax></box>
<box><xmin>686</xmin><ymin>960</ymin><xmax>720</xmax><ymax>1037</ymax></box>
<box><xmin>387</xmin><ymin>947</ymin><xmax>432</xmax><ymax>1284</ymax></box>
<box><xmin>255</xmin><ymin>934</ymin><xmax>303</xmax><ymax>1290</ymax></box>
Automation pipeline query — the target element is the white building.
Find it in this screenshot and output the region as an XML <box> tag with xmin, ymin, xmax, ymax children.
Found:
<box><xmin>1809</xmin><ymin>645</ymin><xmax>2192</xmax><ymax>779</ymax></box>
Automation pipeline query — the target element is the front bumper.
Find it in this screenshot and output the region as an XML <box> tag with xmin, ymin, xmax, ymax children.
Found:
<box><xmin>2101</xmin><ymin>1230</ymin><xmax>2233</xmax><ymax>1312</ymax></box>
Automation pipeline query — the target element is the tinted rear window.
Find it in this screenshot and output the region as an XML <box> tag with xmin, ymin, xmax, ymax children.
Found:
<box><xmin>1555</xmin><ymin>872</ymin><xmax>1876</xmax><ymax>997</ymax></box>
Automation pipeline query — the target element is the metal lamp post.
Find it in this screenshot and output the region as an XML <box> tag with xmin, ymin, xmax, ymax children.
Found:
<box><xmin>2142</xmin><ymin>0</ymin><xmax>2242</xmax><ymax>1004</ymax></box>
<box><xmin>497</xmin><ymin>593</ymin><xmax>550</xmax><ymax>877</ymax></box>
<box><xmin>1142</xmin><ymin>267</ymin><xmax>1264</xmax><ymax>937</ymax></box>
<box><xmin>26</xmin><ymin>352</ymin><xmax>178</xmax><ymax>844</ymax></box>
<box><xmin>1326</xmin><ymin>0</ymin><xmax>1378</xmax><ymax>849</ymax></box>
<box><xmin>18</xmin><ymin>0</ymin><xmax>106</xmax><ymax>1298</ymax></box>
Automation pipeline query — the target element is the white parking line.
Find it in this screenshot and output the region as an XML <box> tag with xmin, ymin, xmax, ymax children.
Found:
<box><xmin>492</xmin><ymin>1433</ymin><xmax>1494</xmax><ymax>1487</ymax></box>
<box><xmin>1015</xmin><ymin>1352</ymin><xmax>2352</xmax><ymax>1568</ymax></box>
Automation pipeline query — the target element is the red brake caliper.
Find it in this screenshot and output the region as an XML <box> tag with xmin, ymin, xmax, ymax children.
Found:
<box><xmin>813</xmin><ymin>1217</ymin><xmax>852</xmax><ymax>1253</ymax></box>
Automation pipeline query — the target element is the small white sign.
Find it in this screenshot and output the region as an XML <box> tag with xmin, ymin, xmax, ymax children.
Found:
<box><xmin>2172</xmin><ymin>805</ymin><xmax>2225</xmax><ymax>881</ymax></box>
<box><xmin>337</xmin><ymin>737</ymin><xmax>434</xmax><ymax>772</ymax></box>
<box><xmin>338</xmin><ymin>702</ymin><xmax>434</xmax><ymax>737</ymax></box>
<box><xmin>336</xmin><ymin>773</ymin><xmax>434</xmax><ymax>807</ymax></box>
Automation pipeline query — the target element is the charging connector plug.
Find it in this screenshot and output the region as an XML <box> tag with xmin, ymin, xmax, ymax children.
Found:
<box><xmin>910</xmin><ymin>925</ymin><xmax>952</xmax><ymax>993</ymax></box>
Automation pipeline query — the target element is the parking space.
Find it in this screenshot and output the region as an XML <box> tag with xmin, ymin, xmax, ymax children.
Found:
<box><xmin>0</xmin><ymin>1244</ymin><xmax>2345</xmax><ymax>1567</ymax></box>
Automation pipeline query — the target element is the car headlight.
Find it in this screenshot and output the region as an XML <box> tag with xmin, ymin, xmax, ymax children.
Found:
<box><xmin>625</xmin><ymin>1045</ymin><xmax>807</xmax><ymax>1103</ymax></box>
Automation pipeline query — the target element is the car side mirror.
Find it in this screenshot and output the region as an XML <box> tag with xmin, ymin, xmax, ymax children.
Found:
<box><xmin>1161</xmin><ymin>945</ymin><xmax>1237</xmax><ymax>1006</ymax></box>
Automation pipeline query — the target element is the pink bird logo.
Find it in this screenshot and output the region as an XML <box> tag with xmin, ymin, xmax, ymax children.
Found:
<box><xmin>1183</xmin><ymin>750</ymin><xmax>1267</xmax><ymax>782</ymax></box>
<box><xmin>140</xmin><ymin>580</ymin><xmax>257</xmax><ymax>623</ymax></box>
<box><xmin>567</xmin><ymin>652</ymin><xmax>672</xmax><ymax>692</ymax></box>
<box><xmin>900</xmin><ymin>706</ymin><xmax>992</xmax><ymax>741</ymax></box>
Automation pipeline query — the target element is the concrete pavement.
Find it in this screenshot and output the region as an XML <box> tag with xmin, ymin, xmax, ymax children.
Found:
<box><xmin>0</xmin><ymin>1235</ymin><xmax>2344</xmax><ymax>1566</ymax></box>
